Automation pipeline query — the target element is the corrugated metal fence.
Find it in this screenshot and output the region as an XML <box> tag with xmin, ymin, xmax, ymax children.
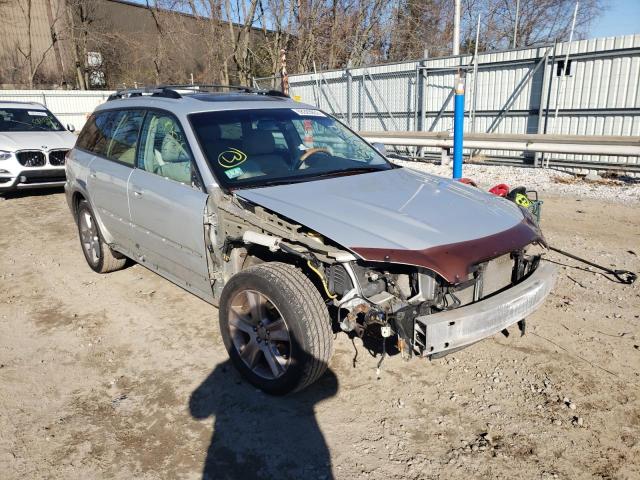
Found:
<box><xmin>256</xmin><ymin>34</ymin><xmax>640</xmax><ymax>170</ymax></box>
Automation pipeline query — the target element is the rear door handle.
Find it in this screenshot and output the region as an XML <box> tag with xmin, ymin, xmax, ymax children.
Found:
<box><xmin>90</xmin><ymin>172</ymin><xmax>96</xmax><ymax>179</ymax></box>
<box><xmin>133</xmin><ymin>190</ymin><xmax>143</xmax><ymax>198</ymax></box>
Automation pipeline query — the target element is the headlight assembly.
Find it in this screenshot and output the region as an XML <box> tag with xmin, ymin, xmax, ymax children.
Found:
<box><xmin>0</xmin><ymin>150</ymin><xmax>13</xmax><ymax>161</ymax></box>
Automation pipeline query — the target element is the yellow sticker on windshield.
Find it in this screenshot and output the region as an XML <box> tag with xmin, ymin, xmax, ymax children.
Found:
<box><xmin>218</xmin><ymin>148</ymin><xmax>247</xmax><ymax>168</ymax></box>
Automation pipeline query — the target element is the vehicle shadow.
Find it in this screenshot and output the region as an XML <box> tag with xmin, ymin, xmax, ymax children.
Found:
<box><xmin>189</xmin><ymin>359</ymin><xmax>338</xmax><ymax>480</ymax></box>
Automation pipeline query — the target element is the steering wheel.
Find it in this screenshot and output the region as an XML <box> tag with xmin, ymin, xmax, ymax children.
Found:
<box><xmin>295</xmin><ymin>147</ymin><xmax>331</xmax><ymax>170</ymax></box>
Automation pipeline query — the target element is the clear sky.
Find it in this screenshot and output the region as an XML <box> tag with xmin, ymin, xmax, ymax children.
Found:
<box><xmin>590</xmin><ymin>0</ymin><xmax>640</xmax><ymax>38</ymax></box>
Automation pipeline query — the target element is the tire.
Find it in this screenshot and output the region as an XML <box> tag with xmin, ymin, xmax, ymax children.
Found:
<box><xmin>76</xmin><ymin>199</ymin><xmax>126</xmax><ymax>274</ymax></box>
<box><xmin>219</xmin><ymin>262</ymin><xmax>334</xmax><ymax>395</ymax></box>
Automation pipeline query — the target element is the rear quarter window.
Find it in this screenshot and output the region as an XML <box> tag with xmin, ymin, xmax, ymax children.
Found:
<box><xmin>76</xmin><ymin>112</ymin><xmax>110</xmax><ymax>154</ymax></box>
<box><xmin>76</xmin><ymin>110</ymin><xmax>144</xmax><ymax>166</ymax></box>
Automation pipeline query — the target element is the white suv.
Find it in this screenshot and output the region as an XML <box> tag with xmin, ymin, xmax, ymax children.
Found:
<box><xmin>0</xmin><ymin>101</ymin><xmax>77</xmax><ymax>194</ymax></box>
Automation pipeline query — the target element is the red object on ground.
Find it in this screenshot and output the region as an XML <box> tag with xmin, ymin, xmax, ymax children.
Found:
<box><xmin>457</xmin><ymin>177</ymin><xmax>478</xmax><ymax>187</ymax></box>
<box><xmin>489</xmin><ymin>183</ymin><xmax>510</xmax><ymax>197</ymax></box>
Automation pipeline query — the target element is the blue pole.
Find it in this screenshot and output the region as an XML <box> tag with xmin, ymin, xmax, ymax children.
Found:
<box><xmin>452</xmin><ymin>71</ymin><xmax>466</xmax><ymax>179</ymax></box>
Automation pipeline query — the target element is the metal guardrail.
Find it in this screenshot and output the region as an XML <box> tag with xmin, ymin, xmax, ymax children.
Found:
<box><xmin>360</xmin><ymin>131</ymin><xmax>640</xmax><ymax>172</ymax></box>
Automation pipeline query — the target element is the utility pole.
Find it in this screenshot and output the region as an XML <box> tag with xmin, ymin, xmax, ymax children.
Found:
<box><xmin>513</xmin><ymin>0</ymin><xmax>521</xmax><ymax>48</ymax></box>
<box><xmin>453</xmin><ymin>0</ymin><xmax>461</xmax><ymax>56</ymax></box>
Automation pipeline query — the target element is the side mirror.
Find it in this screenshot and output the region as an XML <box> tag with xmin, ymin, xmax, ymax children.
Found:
<box><xmin>372</xmin><ymin>142</ymin><xmax>387</xmax><ymax>156</ymax></box>
<box><xmin>67</xmin><ymin>123</ymin><xmax>76</xmax><ymax>132</ymax></box>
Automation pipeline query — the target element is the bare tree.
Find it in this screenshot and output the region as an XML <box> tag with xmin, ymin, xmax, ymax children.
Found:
<box><xmin>254</xmin><ymin>0</ymin><xmax>295</xmax><ymax>84</ymax></box>
<box><xmin>387</xmin><ymin>0</ymin><xmax>451</xmax><ymax>61</ymax></box>
<box><xmin>15</xmin><ymin>0</ymin><xmax>64</xmax><ymax>87</ymax></box>
<box><xmin>9</xmin><ymin>0</ymin><xmax>605</xmax><ymax>90</ymax></box>
<box><xmin>146</xmin><ymin>0</ymin><xmax>167</xmax><ymax>85</ymax></box>
<box><xmin>65</xmin><ymin>0</ymin><xmax>98</xmax><ymax>89</ymax></box>
<box><xmin>460</xmin><ymin>0</ymin><xmax>604</xmax><ymax>52</ymax></box>
<box><xmin>223</xmin><ymin>0</ymin><xmax>260</xmax><ymax>85</ymax></box>
<box><xmin>183</xmin><ymin>0</ymin><xmax>232</xmax><ymax>84</ymax></box>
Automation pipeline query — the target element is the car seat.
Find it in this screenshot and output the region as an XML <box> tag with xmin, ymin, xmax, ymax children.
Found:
<box><xmin>240</xmin><ymin>130</ymin><xmax>288</xmax><ymax>178</ymax></box>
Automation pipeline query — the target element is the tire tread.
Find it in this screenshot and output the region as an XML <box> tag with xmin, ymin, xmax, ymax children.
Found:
<box><xmin>243</xmin><ymin>262</ymin><xmax>333</xmax><ymax>392</ymax></box>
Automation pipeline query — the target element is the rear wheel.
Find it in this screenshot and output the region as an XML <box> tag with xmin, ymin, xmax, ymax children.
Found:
<box><xmin>219</xmin><ymin>262</ymin><xmax>334</xmax><ymax>395</ymax></box>
<box><xmin>76</xmin><ymin>200</ymin><xmax>126</xmax><ymax>273</ymax></box>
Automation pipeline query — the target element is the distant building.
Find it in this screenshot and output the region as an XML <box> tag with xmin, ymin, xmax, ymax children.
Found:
<box><xmin>0</xmin><ymin>0</ymin><xmax>269</xmax><ymax>89</ymax></box>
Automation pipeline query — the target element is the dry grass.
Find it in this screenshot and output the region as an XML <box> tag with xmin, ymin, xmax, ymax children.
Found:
<box><xmin>551</xmin><ymin>173</ymin><xmax>625</xmax><ymax>186</ymax></box>
<box><xmin>466</xmin><ymin>154</ymin><xmax>488</xmax><ymax>164</ymax></box>
<box><xmin>551</xmin><ymin>174</ymin><xmax>580</xmax><ymax>185</ymax></box>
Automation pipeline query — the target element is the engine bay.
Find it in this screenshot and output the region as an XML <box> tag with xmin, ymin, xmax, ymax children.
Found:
<box><xmin>206</xmin><ymin>190</ymin><xmax>544</xmax><ymax>360</ymax></box>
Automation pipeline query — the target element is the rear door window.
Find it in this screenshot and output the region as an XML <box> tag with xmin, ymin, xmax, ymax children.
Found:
<box><xmin>137</xmin><ymin>111</ymin><xmax>197</xmax><ymax>186</ymax></box>
<box><xmin>105</xmin><ymin>110</ymin><xmax>145</xmax><ymax>165</ymax></box>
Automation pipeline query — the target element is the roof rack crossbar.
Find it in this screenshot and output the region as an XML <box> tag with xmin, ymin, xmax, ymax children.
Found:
<box><xmin>162</xmin><ymin>84</ymin><xmax>254</xmax><ymax>93</ymax></box>
<box><xmin>107</xmin><ymin>87</ymin><xmax>182</xmax><ymax>101</ymax></box>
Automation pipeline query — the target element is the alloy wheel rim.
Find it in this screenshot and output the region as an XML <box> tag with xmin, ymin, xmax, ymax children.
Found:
<box><xmin>79</xmin><ymin>211</ymin><xmax>101</xmax><ymax>265</ymax></box>
<box><xmin>228</xmin><ymin>289</ymin><xmax>291</xmax><ymax>380</ymax></box>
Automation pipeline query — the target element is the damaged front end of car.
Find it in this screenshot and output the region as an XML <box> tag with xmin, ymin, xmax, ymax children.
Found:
<box><xmin>328</xmin><ymin>248</ymin><xmax>555</xmax><ymax>359</ymax></box>
<box><xmin>205</xmin><ymin>189</ymin><xmax>556</xmax><ymax>361</ymax></box>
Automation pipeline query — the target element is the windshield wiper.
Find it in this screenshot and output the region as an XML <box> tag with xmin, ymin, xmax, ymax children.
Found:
<box><xmin>235</xmin><ymin>166</ymin><xmax>388</xmax><ymax>190</ymax></box>
<box><xmin>309</xmin><ymin>166</ymin><xmax>388</xmax><ymax>178</ymax></box>
<box><xmin>245</xmin><ymin>177</ymin><xmax>307</xmax><ymax>188</ymax></box>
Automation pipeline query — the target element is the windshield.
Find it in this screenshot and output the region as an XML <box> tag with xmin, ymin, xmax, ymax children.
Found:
<box><xmin>189</xmin><ymin>108</ymin><xmax>392</xmax><ymax>188</ymax></box>
<box><xmin>0</xmin><ymin>108</ymin><xmax>64</xmax><ymax>132</ymax></box>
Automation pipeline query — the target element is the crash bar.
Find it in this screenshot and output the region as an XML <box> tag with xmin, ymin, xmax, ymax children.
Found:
<box><xmin>359</xmin><ymin>131</ymin><xmax>640</xmax><ymax>157</ymax></box>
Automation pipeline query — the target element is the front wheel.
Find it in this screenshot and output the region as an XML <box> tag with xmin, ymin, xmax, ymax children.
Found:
<box><xmin>219</xmin><ymin>262</ymin><xmax>334</xmax><ymax>395</ymax></box>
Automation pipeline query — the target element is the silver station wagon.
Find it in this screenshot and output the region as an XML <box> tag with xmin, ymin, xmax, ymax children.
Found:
<box><xmin>65</xmin><ymin>85</ymin><xmax>555</xmax><ymax>395</ymax></box>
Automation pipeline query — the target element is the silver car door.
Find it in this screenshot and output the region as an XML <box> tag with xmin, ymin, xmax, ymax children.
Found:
<box><xmin>84</xmin><ymin>110</ymin><xmax>145</xmax><ymax>253</ymax></box>
<box><xmin>128</xmin><ymin>110</ymin><xmax>212</xmax><ymax>301</ymax></box>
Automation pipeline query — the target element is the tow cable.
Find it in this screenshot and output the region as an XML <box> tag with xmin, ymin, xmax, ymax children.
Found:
<box><xmin>547</xmin><ymin>245</ymin><xmax>637</xmax><ymax>285</ymax></box>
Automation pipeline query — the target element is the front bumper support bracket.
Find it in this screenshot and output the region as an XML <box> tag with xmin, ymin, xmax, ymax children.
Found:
<box><xmin>413</xmin><ymin>262</ymin><xmax>556</xmax><ymax>356</ymax></box>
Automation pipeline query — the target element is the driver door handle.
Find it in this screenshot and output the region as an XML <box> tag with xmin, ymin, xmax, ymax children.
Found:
<box><xmin>133</xmin><ymin>190</ymin><xmax>143</xmax><ymax>198</ymax></box>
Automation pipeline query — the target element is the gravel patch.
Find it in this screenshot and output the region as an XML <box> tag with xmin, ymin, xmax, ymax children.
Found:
<box><xmin>392</xmin><ymin>160</ymin><xmax>640</xmax><ymax>205</ymax></box>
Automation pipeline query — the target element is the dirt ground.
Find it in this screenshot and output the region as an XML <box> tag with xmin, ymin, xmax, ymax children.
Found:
<box><xmin>1</xmin><ymin>186</ymin><xmax>639</xmax><ymax>480</ymax></box>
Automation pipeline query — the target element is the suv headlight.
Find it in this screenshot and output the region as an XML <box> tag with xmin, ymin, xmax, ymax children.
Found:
<box><xmin>0</xmin><ymin>150</ymin><xmax>13</xmax><ymax>161</ymax></box>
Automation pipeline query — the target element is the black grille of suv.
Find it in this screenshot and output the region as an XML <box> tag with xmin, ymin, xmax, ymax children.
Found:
<box><xmin>48</xmin><ymin>150</ymin><xmax>68</xmax><ymax>166</ymax></box>
<box><xmin>16</xmin><ymin>151</ymin><xmax>46</xmax><ymax>167</ymax></box>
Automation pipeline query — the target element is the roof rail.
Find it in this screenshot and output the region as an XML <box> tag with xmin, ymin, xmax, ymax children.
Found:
<box><xmin>106</xmin><ymin>84</ymin><xmax>289</xmax><ymax>101</ymax></box>
<box><xmin>163</xmin><ymin>84</ymin><xmax>253</xmax><ymax>93</ymax></box>
<box><xmin>162</xmin><ymin>84</ymin><xmax>289</xmax><ymax>98</ymax></box>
